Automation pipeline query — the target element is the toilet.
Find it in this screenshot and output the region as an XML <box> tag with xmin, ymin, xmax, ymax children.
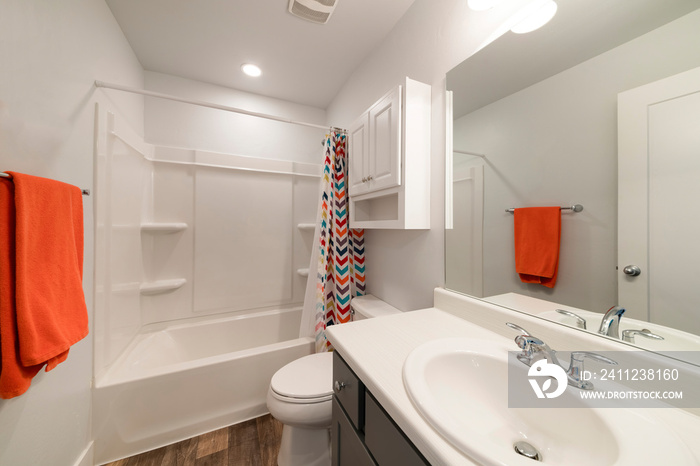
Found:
<box><xmin>266</xmin><ymin>294</ymin><xmax>400</xmax><ymax>466</ymax></box>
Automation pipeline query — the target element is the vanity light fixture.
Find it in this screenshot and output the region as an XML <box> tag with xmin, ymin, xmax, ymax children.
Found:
<box><xmin>510</xmin><ymin>0</ymin><xmax>558</xmax><ymax>34</ymax></box>
<box><xmin>241</xmin><ymin>63</ymin><xmax>262</xmax><ymax>77</ymax></box>
<box><xmin>467</xmin><ymin>0</ymin><xmax>498</xmax><ymax>11</ymax></box>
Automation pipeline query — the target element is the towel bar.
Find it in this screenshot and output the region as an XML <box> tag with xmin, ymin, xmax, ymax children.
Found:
<box><xmin>506</xmin><ymin>204</ymin><xmax>583</xmax><ymax>213</ymax></box>
<box><xmin>0</xmin><ymin>172</ymin><xmax>90</xmax><ymax>196</ymax></box>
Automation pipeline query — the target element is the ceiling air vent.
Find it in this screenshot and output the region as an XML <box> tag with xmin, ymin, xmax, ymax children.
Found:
<box><xmin>288</xmin><ymin>0</ymin><xmax>338</xmax><ymax>24</ymax></box>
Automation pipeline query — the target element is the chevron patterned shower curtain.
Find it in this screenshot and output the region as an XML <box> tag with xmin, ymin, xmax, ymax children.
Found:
<box><xmin>314</xmin><ymin>131</ymin><xmax>365</xmax><ymax>352</ymax></box>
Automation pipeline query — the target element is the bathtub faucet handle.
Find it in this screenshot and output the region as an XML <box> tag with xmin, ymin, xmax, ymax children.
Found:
<box><xmin>333</xmin><ymin>381</ymin><xmax>347</xmax><ymax>393</ymax></box>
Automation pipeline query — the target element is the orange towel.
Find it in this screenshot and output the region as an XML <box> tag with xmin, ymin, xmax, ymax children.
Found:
<box><xmin>0</xmin><ymin>172</ymin><xmax>88</xmax><ymax>399</ymax></box>
<box><xmin>0</xmin><ymin>179</ymin><xmax>42</xmax><ymax>398</ymax></box>
<box><xmin>514</xmin><ymin>207</ymin><xmax>561</xmax><ymax>288</ymax></box>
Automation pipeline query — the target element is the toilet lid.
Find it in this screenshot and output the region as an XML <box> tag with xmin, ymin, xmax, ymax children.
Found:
<box><xmin>271</xmin><ymin>352</ymin><xmax>333</xmax><ymax>400</ymax></box>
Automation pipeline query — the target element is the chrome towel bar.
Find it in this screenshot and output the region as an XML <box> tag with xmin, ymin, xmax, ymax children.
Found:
<box><xmin>506</xmin><ymin>204</ymin><xmax>583</xmax><ymax>213</ymax></box>
<box><xmin>0</xmin><ymin>173</ymin><xmax>90</xmax><ymax>196</ymax></box>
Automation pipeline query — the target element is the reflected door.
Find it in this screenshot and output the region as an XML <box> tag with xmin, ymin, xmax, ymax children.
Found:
<box><xmin>618</xmin><ymin>66</ymin><xmax>700</xmax><ymax>334</ymax></box>
<box><xmin>445</xmin><ymin>162</ymin><xmax>484</xmax><ymax>297</ymax></box>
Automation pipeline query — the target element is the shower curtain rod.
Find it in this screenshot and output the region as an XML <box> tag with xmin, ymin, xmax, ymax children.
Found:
<box><xmin>95</xmin><ymin>80</ymin><xmax>346</xmax><ymax>134</ymax></box>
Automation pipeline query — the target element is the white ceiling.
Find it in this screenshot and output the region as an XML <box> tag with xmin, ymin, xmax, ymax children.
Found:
<box><xmin>105</xmin><ymin>0</ymin><xmax>417</xmax><ymax>109</ymax></box>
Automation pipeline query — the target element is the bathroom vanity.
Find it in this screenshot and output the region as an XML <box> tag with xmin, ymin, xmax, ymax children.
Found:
<box><xmin>327</xmin><ymin>289</ymin><xmax>700</xmax><ymax>465</ymax></box>
<box><xmin>331</xmin><ymin>351</ymin><xmax>428</xmax><ymax>466</ymax></box>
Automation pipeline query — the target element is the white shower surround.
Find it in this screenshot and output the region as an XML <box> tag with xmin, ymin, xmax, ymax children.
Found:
<box><xmin>93</xmin><ymin>109</ymin><xmax>321</xmax><ymax>463</ymax></box>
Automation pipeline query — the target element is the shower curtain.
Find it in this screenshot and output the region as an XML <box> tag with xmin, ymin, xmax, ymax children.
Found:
<box><xmin>309</xmin><ymin>131</ymin><xmax>365</xmax><ymax>352</ymax></box>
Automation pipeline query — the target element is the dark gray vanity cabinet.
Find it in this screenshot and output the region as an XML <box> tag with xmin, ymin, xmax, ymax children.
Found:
<box><xmin>332</xmin><ymin>351</ymin><xmax>429</xmax><ymax>466</ymax></box>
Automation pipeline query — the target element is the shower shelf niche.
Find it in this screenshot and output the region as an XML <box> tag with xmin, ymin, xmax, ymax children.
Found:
<box><xmin>140</xmin><ymin>278</ymin><xmax>187</xmax><ymax>295</ymax></box>
<box><xmin>141</xmin><ymin>222</ymin><xmax>188</xmax><ymax>233</ymax></box>
<box><xmin>297</xmin><ymin>268</ymin><xmax>310</xmax><ymax>278</ymax></box>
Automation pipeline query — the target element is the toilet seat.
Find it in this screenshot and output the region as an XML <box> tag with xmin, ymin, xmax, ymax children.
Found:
<box><xmin>270</xmin><ymin>352</ymin><xmax>333</xmax><ymax>404</ymax></box>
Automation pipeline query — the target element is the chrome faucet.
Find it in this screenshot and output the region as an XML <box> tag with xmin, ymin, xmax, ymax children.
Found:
<box><xmin>598</xmin><ymin>306</ymin><xmax>625</xmax><ymax>339</ymax></box>
<box><xmin>507</xmin><ymin>322</ymin><xmax>617</xmax><ymax>390</ymax></box>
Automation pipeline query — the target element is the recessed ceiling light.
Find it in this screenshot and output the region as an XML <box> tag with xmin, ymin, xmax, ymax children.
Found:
<box><xmin>511</xmin><ymin>0</ymin><xmax>557</xmax><ymax>34</ymax></box>
<box><xmin>241</xmin><ymin>63</ymin><xmax>262</xmax><ymax>77</ymax></box>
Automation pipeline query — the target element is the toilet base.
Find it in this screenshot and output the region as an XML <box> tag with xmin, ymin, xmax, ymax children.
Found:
<box><xmin>277</xmin><ymin>424</ymin><xmax>330</xmax><ymax>466</ymax></box>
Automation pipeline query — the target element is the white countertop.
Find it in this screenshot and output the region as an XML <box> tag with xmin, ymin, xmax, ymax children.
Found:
<box><xmin>327</xmin><ymin>308</ymin><xmax>500</xmax><ymax>465</ymax></box>
<box><xmin>327</xmin><ymin>303</ymin><xmax>700</xmax><ymax>465</ymax></box>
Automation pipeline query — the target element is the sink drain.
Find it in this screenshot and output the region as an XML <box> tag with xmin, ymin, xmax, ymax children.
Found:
<box><xmin>513</xmin><ymin>441</ymin><xmax>541</xmax><ymax>461</ymax></box>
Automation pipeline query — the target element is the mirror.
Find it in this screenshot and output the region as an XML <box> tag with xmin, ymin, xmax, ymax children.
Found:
<box><xmin>445</xmin><ymin>0</ymin><xmax>700</xmax><ymax>363</ymax></box>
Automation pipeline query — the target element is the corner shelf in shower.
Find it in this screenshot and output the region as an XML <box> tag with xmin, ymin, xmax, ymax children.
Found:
<box><xmin>297</xmin><ymin>223</ymin><xmax>315</xmax><ymax>231</ymax></box>
<box><xmin>141</xmin><ymin>222</ymin><xmax>188</xmax><ymax>233</ymax></box>
<box><xmin>140</xmin><ymin>278</ymin><xmax>187</xmax><ymax>295</ymax></box>
<box><xmin>297</xmin><ymin>268</ymin><xmax>310</xmax><ymax>278</ymax></box>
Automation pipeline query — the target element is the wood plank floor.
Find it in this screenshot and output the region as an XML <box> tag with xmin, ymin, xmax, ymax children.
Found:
<box><xmin>105</xmin><ymin>414</ymin><xmax>283</xmax><ymax>466</ymax></box>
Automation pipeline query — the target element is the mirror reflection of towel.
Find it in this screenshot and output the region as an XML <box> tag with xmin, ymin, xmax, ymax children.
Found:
<box><xmin>514</xmin><ymin>207</ymin><xmax>561</xmax><ymax>288</ymax></box>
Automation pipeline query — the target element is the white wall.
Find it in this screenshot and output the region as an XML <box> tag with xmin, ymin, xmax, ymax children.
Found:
<box><xmin>144</xmin><ymin>71</ymin><xmax>326</xmax><ymax>164</ymax></box>
<box><xmin>452</xmin><ymin>10</ymin><xmax>700</xmax><ymax>312</ymax></box>
<box><xmin>0</xmin><ymin>1</ymin><xmax>143</xmax><ymax>465</ymax></box>
<box><xmin>325</xmin><ymin>0</ymin><xmax>532</xmax><ymax>310</ymax></box>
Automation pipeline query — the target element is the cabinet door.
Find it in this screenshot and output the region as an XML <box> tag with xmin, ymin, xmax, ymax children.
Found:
<box><xmin>369</xmin><ymin>85</ymin><xmax>402</xmax><ymax>192</ymax></box>
<box><xmin>332</xmin><ymin>398</ymin><xmax>376</xmax><ymax>466</ymax></box>
<box><xmin>364</xmin><ymin>392</ymin><xmax>429</xmax><ymax>466</ymax></box>
<box><xmin>333</xmin><ymin>352</ymin><xmax>364</xmax><ymax>430</ymax></box>
<box><xmin>348</xmin><ymin>113</ymin><xmax>370</xmax><ymax>196</ymax></box>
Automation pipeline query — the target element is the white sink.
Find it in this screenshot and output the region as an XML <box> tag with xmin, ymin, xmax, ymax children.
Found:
<box><xmin>403</xmin><ymin>337</ymin><xmax>695</xmax><ymax>465</ymax></box>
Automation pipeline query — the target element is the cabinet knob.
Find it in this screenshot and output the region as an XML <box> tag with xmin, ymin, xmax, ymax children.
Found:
<box><xmin>361</xmin><ymin>177</ymin><xmax>367</xmax><ymax>183</ymax></box>
<box><xmin>367</xmin><ymin>175</ymin><xmax>373</xmax><ymax>181</ymax></box>
<box><xmin>334</xmin><ymin>381</ymin><xmax>346</xmax><ymax>393</ymax></box>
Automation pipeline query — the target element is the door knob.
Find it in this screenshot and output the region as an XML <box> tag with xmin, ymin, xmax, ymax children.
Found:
<box><xmin>623</xmin><ymin>265</ymin><xmax>641</xmax><ymax>276</ymax></box>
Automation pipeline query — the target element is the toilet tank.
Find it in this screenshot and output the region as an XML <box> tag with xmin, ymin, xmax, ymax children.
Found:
<box><xmin>351</xmin><ymin>295</ymin><xmax>401</xmax><ymax>320</ymax></box>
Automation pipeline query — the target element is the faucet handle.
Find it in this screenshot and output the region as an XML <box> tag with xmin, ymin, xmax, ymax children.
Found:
<box><xmin>506</xmin><ymin>322</ymin><xmax>531</xmax><ymax>336</ymax></box>
<box><xmin>514</xmin><ymin>335</ymin><xmax>545</xmax><ymax>350</ymax></box>
<box><xmin>555</xmin><ymin>309</ymin><xmax>587</xmax><ymax>329</ymax></box>
<box><xmin>567</xmin><ymin>351</ymin><xmax>617</xmax><ymax>390</ymax></box>
<box><xmin>622</xmin><ymin>329</ymin><xmax>664</xmax><ymax>343</ymax></box>
<box><xmin>513</xmin><ymin>335</ymin><xmax>545</xmax><ymax>366</ymax></box>
<box><xmin>570</xmin><ymin>351</ymin><xmax>617</xmax><ymax>366</ymax></box>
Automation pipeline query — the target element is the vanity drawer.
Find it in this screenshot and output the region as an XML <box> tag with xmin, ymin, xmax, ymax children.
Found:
<box><xmin>333</xmin><ymin>351</ymin><xmax>365</xmax><ymax>430</ymax></box>
<box><xmin>332</xmin><ymin>398</ymin><xmax>376</xmax><ymax>466</ymax></box>
<box><xmin>364</xmin><ymin>391</ymin><xmax>429</xmax><ymax>466</ymax></box>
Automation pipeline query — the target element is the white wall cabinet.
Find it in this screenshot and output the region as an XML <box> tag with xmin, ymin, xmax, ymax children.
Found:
<box><xmin>349</xmin><ymin>77</ymin><xmax>431</xmax><ymax>229</ymax></box>
<box><xmin>349</xmin><ymin>86</ymin><xmax>402</xmax><ymax>196</ymax></box>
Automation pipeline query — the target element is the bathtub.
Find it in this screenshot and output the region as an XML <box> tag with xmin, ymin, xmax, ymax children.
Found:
<box><xmin>93</xmin><ymin>306</ymin><xmax>314</xmax><ymax>464</ymax></box>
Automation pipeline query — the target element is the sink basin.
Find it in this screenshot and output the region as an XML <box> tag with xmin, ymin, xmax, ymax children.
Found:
<box><xmin>403</xmin><ymin>337</ymin><xmax>694</xmax><ymax>465</ymax></box>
